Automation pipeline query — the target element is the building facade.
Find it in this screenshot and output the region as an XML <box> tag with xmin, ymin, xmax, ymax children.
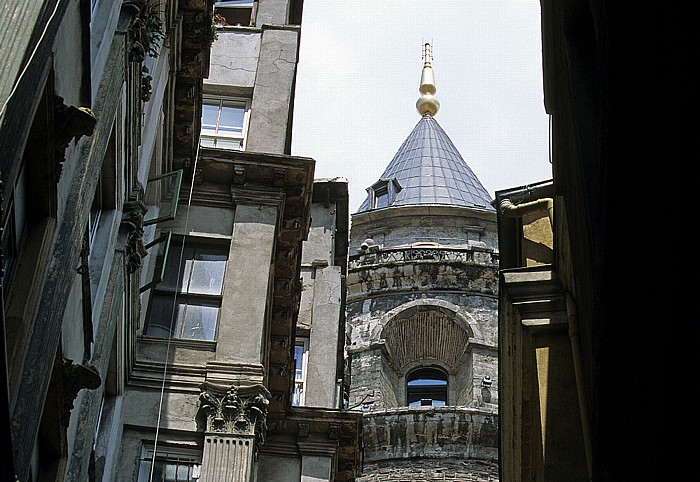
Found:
<box><xmin>1</xmin><ymin>0</ymin><xmax>213</xmax><ymax>480</ymax></box>
<box><xmin>495</xmin><ymin>1</ymin><xmax>682</xmax><ymax>480</ymax></box>
<box><xmin>104</xmin><ymin>1</ymin><xmax>361</xmax><ymax>481</ymax></box>
<box><xmin>345</xmin><ymin>46</ymin><xmax>500</xmax><ymax>481</ymax></box>
<box><xmin>1</xmin><ymin>0</ymin><xmax>361</xmax><ymax>481</ymax></box>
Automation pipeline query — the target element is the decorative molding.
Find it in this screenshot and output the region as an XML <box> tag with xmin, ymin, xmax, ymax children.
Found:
<box><xmin>198</xmin><ymin>382</ymin><xmax>271</xmax><ymax>456</ymax></box>
<box><xmin>121</xmin><ymin>197</ymin><xmax>148</xmax><ymax>274</ymax></box>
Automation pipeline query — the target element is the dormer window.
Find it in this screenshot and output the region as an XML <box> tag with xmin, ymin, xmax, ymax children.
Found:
<box><xmin>370</xmin><ymin>178</ymin><xmax>401</xmax><ymax>209</ymax></box>
<box><xmin>374</xmin><ymin>184</ymin><xmax>389</xmax><ymax>208</ymax></box>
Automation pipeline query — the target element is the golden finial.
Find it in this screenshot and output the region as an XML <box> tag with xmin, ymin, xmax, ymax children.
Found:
<box><xmin>416</xmin><ymin>43</ymin><xmax>440</xmax><ymax>116</ymax></box>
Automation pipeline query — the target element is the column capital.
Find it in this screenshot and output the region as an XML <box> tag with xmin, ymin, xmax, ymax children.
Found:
<box><xmin>198</xmin><ymin>382</ymin><xmax>271</xmax><ymax>456</ymax></box>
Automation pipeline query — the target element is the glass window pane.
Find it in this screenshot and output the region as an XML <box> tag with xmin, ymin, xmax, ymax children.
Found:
<box><xmin>294</xmin><ymin>345</ymin><xmax>304</xmax><ymax>380</ymax></box>
<box><xmin>152</xmin><ymin>461</ymin><xmax>165</xmax><ymax>482</ymax></box>
<box><xmin>177</xmin><ymin>464</ymin><xmax>190</xmax><ymax>481</ymax></box>
<box><xmin>146</xmin><ymin>295</ymin><xmax>178</xmax><ymax>337</ymax></box>
<box><xmin>375</xmin><ymin>191</ymin><xmax>389</xmax><ymax>208</ymax></box>
<box><xmin>160</xmin><ymin>246</ymin><xmax>194</xmax><ymax>292</ymax></box>
<box><xmin>200</xmin><ymin>136</ymin><xmax>216</xmax><ymax>148</ymax></box>
<box><xmin>188</xmin><ymin>250</ymin><xmax>227</xmax><ymax>295</ymax></box>
<box><xmin>217</xmin><ymin>104</ymin><xmax>245</xmax><ymax>134</ymax></box>
<box><xmin>201</xmin><ymin>103</ymin><xmax>220</xmax><ymax>131</ymax></box>
<box><xmin>179</xmin><ymin>301</ymin><xmax>219</xmax><ymax>340</ymax></box>
<box><xmin>164</xmin><ymin>463</ymin><xmax>177</xmax><ymax>482</ymax></box>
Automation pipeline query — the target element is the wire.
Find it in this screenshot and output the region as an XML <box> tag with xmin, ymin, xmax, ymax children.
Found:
<box><xmin>0</xmin><ymin>1</ymin><xmax>62</xmax><ymax>118</ymax></box>
<box><xmin>148</xmin><ymin>142</ymin><xmax>200</xmax><ymax>482</ymax></box>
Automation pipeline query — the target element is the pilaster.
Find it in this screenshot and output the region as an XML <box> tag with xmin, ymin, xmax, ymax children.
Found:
<box><xmin>198</xmin><ymin>382</ymin><xmax>271</xmax><ymax>482</ymax></box>
<box><xmin>216</xmin><ymin>190</ymin><xmax>283</xmax><ymax>365</ymax></box>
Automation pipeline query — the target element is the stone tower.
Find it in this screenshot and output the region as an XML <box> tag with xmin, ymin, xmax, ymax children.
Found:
<box><xmin>346</xmin><ymin>44</ymin><xmax>500</xmax><ymax>480</ymax></box>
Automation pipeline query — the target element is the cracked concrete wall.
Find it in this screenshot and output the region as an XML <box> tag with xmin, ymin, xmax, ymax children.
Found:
<box><xmin>246</xmin><ymin>27</ymin><xmax>300</xmax><ymax>154</ymax></box>
<box><xmin>207</xmin><ymin>29</ymin><xmax>261</xmax><ymax>88</ymax></box>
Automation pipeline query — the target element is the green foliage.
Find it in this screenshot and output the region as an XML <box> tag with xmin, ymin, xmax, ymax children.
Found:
<box><xmin>145</xmin><ymin>4</ymin><xmax>165</xmax><ymax>58</ymax></box>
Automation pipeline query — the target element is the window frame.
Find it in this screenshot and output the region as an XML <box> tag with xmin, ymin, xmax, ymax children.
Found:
<box><xmin>292</xmin><ymin>337</ymin><xmax>309</xmax><ymax>406</ymax></box>
<box><xmin>406</xmin><ymin>366</ymin><xmax>449</xmax><ymax>407</ymax></box>
<box><xmin>200</xmin><ymin>96</ymin><xmax>251</xmax><ymax>151</ymax></box>
<box><xmin>213</xmin><ymin>1</ymin><xmax>255</xmax><ymax>27</ymax></box>
<box><xmin>143</xmin><ymin>236</ymin><xmax>230</xmax><ymax>342</ymax></box>
<box><xmin>137</xmin><ymin>444</ymin><xmax>202</xmax><ymax>482</ymax></box>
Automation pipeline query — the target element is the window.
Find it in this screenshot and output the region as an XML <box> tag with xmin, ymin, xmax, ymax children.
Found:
<box><xmin>144</xmin><ymin>238</ymin><xmax>229</xmax><ymax>341</ymax></box>
<box><xmin>2</xmin><ymin>164</ymin><xmax>27</xmax><ymax>287</ymax></box>
<box><xmin>406</xmin><ymin>367</ymin><xmax>448</xmax><ymax>407</ymax></box>
<box><xmin>292</xmin><ymin>338</ymin><xmax>309</xmax><ymax>406</ymax></box>
<box><xmin>200</xmin><ymin>97</ymin><xmax>250</xmax><ymax>150</ymax></box>
<box><xmin>373</xmin><ymin>184</ymin><xmax>389</xmax><ymax>209</ymax></box>
<box><xmin>137</xmin><ymin>445</ymin><xmax>201</xmax><ymax>482</ymax></box>
<box><xmin>370</xmin><ymin>179</ymin><xmax>401</xmax><ymax>209</ymax></box>
<box><xmin>213</xmin><ymin>1</ymin><xmax>254</xmax><ymax>27</ymax></box>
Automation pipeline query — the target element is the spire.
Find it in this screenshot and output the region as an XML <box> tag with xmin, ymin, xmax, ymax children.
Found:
<box><xmin>416</xmin><ymin>43</ymin><xmax>440</xmax><ymax>117</ymax></box>
<box><xmin>356</xmin><ymin>43</ymin><xmax>494</xmax><ymax>214</ymax></box>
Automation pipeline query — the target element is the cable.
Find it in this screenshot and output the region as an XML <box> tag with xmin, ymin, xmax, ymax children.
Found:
<box><xmin>0</xmin><ymin>1</ymin><xmax>62</xmax><ymax>118</ymax></box>
<box><xmin>148</xmin><ymin>142</ymin><xmax>200</xmax><ymax>482</ymax></box>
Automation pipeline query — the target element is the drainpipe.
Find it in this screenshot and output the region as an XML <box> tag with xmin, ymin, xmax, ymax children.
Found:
<box><xmin>566</xmin><ymin>293</ymin><xmax>592</xmax><ymax>481</ymax></box>
<box><xmin>499</xmin><ymin>198</ymin><xmax>554</xmax><ymax>227</ymax></box>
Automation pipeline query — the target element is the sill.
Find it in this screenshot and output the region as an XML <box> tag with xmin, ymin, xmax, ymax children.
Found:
<box><xmin>139</xmin><ymin>335</ymin><xmax>217</xmax><ymax>352</ymax></box>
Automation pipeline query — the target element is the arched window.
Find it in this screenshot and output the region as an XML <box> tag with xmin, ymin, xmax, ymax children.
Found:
<box><xmin>406</xmin><ymin>367</ymin><xmax>448</xmax><ymax>406</ymax></box>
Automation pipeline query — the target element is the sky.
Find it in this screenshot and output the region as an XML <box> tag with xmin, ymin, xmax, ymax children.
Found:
<box><xmin>290</xmin><ymin>0</ymin><xmax>552</xmax><ymax>213</ymax></box>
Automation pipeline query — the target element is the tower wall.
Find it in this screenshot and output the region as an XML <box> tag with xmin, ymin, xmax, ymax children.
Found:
<box><xmin>347</xmin><ymin>207</ymin><xmax>499</xmax><ymax>480</ymax></box>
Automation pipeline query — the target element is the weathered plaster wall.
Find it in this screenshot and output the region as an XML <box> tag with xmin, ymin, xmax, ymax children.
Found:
<box><xmin>246</xmin><ymin>26</ymin><xmax>300</xmax><ymax>154</ymax></box>
<box><xmin>207</xmin><ymin>29</ymin><xmax>261</xmax><ymax>88</ymax></box>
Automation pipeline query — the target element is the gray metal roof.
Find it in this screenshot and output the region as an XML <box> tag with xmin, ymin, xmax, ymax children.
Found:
<box><xmin>357</xmin><ymin>115</ymin><xmax>495</xmax><ymax>213</ymax></box>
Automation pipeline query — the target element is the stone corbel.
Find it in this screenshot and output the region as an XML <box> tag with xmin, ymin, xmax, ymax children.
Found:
<box><xmin>121</xmin><ymin>189</ymin><xmax>149</xmax><ymax>273</ymax></box>
<box><xmin>123</xmin><ymin>0</ymin><xmax>149</xmax><ymax>62</ymax></box>
<box><xmin>62</xmin><ymin>358</ymin><xmax>101</xmax><ymax>429</ymax></box>
<box><xmin>198</xmin><ymin>382</ymin><xmax>271</xmax><ymax>456</ymax></box>
<box><xmin>54</xmin><ymin>95</ymin><xmax>96</xmax><ymax>179</ymax></box>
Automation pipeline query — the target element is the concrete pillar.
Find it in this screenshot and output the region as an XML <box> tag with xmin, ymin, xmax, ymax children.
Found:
<box><xmin>246</xmin><ymin>27</ymin><xmax>299</xmax><ymax>154</ymax></box>
<box><xmin>305</xmin><ymin>265</ymin><xmax>342</xmax><ymax>408</ymax></box>
<box><xmin>217</xmin><ymin>197</ymin><xmax>280</xmax><ymax>364</ymax></box>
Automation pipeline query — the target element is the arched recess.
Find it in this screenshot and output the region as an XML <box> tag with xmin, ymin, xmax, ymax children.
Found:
<box><xmin>378</xmin><ymin>300</ymin><xmax>479</xmax><ymax>407</ymax></box>
<box><xmin>379</xmin><ymin>300</ymin><xmax>479</xmax><ymax>375</ymax></box>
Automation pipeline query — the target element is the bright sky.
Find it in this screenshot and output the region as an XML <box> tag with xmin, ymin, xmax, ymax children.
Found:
<box><xmin>291</xmin><ymin>0</ymin><xmax>552</xmax><ymax>213</ymax></box>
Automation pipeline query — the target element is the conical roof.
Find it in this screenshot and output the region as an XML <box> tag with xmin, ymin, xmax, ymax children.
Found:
<box><xmin>356</xmin><ymin>115</ymin><xmax>495</xmax><ymax>213</ymax></box>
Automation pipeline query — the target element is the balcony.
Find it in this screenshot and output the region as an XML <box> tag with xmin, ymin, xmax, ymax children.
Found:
<box><xmin>347</xmin><ymin>246</ymin><xmax>499</xmax><ymax>300</ymax></box>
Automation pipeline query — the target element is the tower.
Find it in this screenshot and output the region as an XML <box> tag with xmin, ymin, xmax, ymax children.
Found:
<box><xmin>346</xmin><ymin>44</ymin><xmax>500</xmax><ymax>480</ymax></box>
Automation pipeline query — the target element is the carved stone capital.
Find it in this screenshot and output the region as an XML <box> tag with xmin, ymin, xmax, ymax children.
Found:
<box><xmin>198</xmin><ymin>382</ymin><xmax>271</xmax><ymax>455</ymax></box>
